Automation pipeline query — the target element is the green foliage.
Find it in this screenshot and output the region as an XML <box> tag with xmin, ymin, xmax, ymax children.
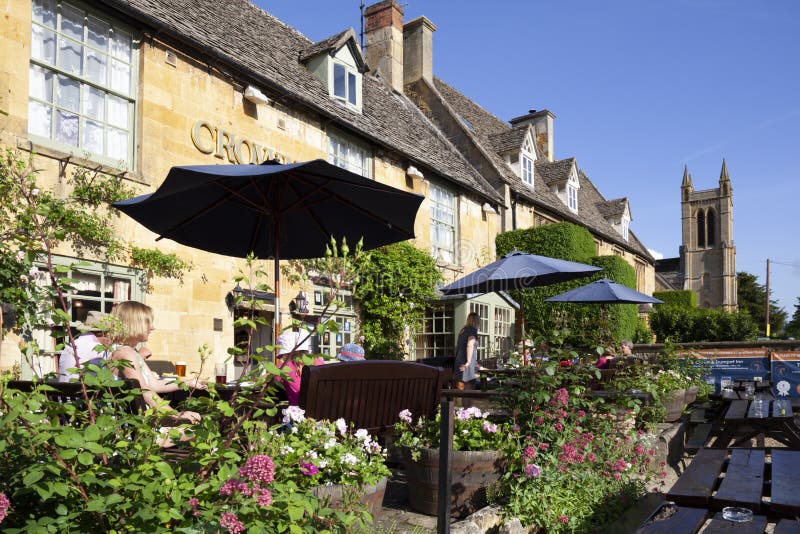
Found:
<box><xmin>786</xmin><ymin>298</ymin><xmax>800</xmax><ymax>339</ymax></box>
<box><xmin>737</xmin><ymin>271</ymin><xmax>786</xmax><ymax>336</ymax></box>
<box><xmin>129</xmin><ymin>247</ymin><xmax>192</xmax><ymax>282</ymax></box>
<box><xmin>496</xmin><ymin>222</ymin><xmax>596</xmax><ymax>264</ymax></box>
<box><xmin>653</xmin><ymin>290</ymin><xmax>697</xmax><ymax>308</ymax></box>
<box><xmin>632</xmin><ymin>319</ymin><xmax>653</xmax><ymax>344</ymax></box>
<box><xmin>353</xmin><ymin>242</ymin><xmax>441</xmax><ymax>359</ymax></box>
<box><xmin>394</xmin><ymin>406</ymin><xmax>512</xmax><ymax>453</ymax></box>
<box><xmin>649</xmin><ymin>305</ymin><xmax>758</xmax><ymax>342</ymax></box>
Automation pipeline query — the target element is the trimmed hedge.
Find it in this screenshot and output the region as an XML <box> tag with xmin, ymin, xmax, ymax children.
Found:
<box><xmin>653</xmin><ymin>290</ymin><xmax>697</xmax><ymax>308</ymax></box>
<box><xmin>649</xmin><ymin>305</ymin><xmax>759</xmax><ymax>342</ymax></box>
<box><xmin>495</xmin><ymin>222</ymin><xmax>639</xmax><ymax>347</ymax></box>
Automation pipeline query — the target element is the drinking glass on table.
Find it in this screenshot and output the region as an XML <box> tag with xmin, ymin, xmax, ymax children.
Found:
<box><xmin>720</xmin><ymin>376</ymin><xmax>732</xmax><ymax>392</ymax></box>
<box><xmin>175</xmin><ymin>360</ymin><xmax>187</xmax><ymax>377</ymax></box>
<box><xmin>744</xmin><ymin>383</ymin><xmax>755</xmax><ymax>399</ymax></box>
<box><xmin>215</xmin><ymin>362</ymin><xmax>227</xmax><ymax>385</ymax></box>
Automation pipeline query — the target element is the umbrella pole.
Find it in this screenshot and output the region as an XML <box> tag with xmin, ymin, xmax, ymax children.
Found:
<box><xmin>273</xmin><ymin>220</ymin><xmax>281</xmax><ymax>359</ymax></box>
<box><xmin>520</xmin><ymin>295</ymin><xmax>527</xmax><ymax>365</ymax></box>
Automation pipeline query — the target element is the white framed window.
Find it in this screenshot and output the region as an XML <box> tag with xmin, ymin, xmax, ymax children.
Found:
<box><xmin>567</xmin><ymin>184</ymin><xmax>578</xmax><ymax>211</ymax></box>
<box><xmin>313</xmin><ymin>285</ymin><xmax>356</xmax><ymax>357</ymax></box>
<box><xmin>333</xmin><ymin>61</ymin><xmax>358</xmax><ymax>107</ymax></box>
<box><xmin>29</xmin><ymin>0</ymin><xmax>137</xmax><ymax>169</ymax></box>
<box><xmin>429</xmin><ymin>182</ymin><xmax>456</xmax><ymax>264</ymax></box>
<box><xmin>520</xmin><ymin>137</ymin><xmax>535</xmax><ymax>187</ymax></box>
<box><xmin>621</xmin><ymin>217</ymin><xmax>630</xmax><ymax>241</ymax></box>
<box><xmin>414</xmin><ymin>304</ymin><xmax>455</xmax><ymax>359</ymax></box>
<box><xmin>493</xmin><ymin>306</ymin><xmax>513</xmax><ymax>357</ymax></box>
<box><xmin>327</xmin><ymin>131</ymin><xmax>371</xmax><ymax>178</ymax></box>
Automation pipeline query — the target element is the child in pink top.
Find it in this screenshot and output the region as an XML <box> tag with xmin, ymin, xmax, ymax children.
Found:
<box><xmin>275</xmin><ymin>329</ymin><xmax>322</xmax><ymax>405</ymax></box>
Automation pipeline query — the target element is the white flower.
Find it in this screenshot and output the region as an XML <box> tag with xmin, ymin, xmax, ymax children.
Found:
<box><xmin>307</xmin><ymin>450</ymin><xmax>318</xmax><ymax>459</ymax></box>
<box><xmin>355</xmin><ymin>428</ymin><xmax>370</xmax><ymax>442</ymax></box>
<box><xmin>399</xmin><ymin>409</ymin><xmax>413</xmax><ymax>423</ymax></box>
<box><xmin>19</xmin><ymin>274</ymin><xmax>28</xmax><ymax>283</ymax></box>
<box><xmin>281</xmin><ymin>445</ymin><xmax>294</xmax><ymax>454</ymax></box>
<box><xmin>323</xmin><ymin>438</ymin><xmax>338</xmax><ymax>450</ymax></box>
<box><xmin>31</xmin><ymin>188</ymin><xmax>40</xmax><ymax>197</ymax></box>
<box><xmin>290</xmin><ymin>425</ymin><xmax>299</xmax><ymax>434</ymax></box>
<box><xmin>282</xmin><ymin>406</ymin><xmax>306</xmax><ymax>423</ymax></box>
<box><xmin>335</xmin><ymin>418</ymin><xmax>347</xmax><ymax>435</ymax></box>
<box><xmin>15</xmin><ymin>251</ymin><xmax>24</xmax><ymax>261</ymax></box>
<box><xmin>341</xmin><ymin>453</ymin><xmax>359</xmax><ymax>465</ymax></box>
<box><xmin>318</xmin><ymin>459</ymin><xmax>329</xmax><ymax>468</ymax></box>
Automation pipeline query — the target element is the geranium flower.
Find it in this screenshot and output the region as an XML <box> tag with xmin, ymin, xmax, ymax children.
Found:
<box><xmin>399</xmin><ymin>409</ymin><xmax>413</xmax><ymax>423</ymax></box>
<box><xmin>524</xmin><ymin>463</ymin><xmax>541</xmax><ymax>477</ymax></box>
<box><xmin>341</xmin><ymin>453</ymin><xmax>359</xmax><ymax>465</ymax></box>
<box><xmin>335</xmin><ymin>418</ymin><xmax>347</xmax><ymax>435</ymax></box>
<box><xmin>483</xmin><ymin>421</ymin><xmax>498</xmax><ymax>433</ymax></box>
<box><xmin>282</xmin><ymin>406</ymin><xmax>306</xmax><ymax>423</ymax></box>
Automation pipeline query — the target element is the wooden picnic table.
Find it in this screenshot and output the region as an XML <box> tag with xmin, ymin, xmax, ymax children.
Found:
<box><xmin>719</xmin><ymin>380</ymin><xmax>775</xmax><ymax>402</ymax></box>
<box><xmin>666</xmin><ymin>449</ymin><xmax>800</xmax><ymax>517</ymax></box>
<box><xmin>710</xmin><ymin>398</ymin><xmax>800</xmax><ymax>449</ymax></box>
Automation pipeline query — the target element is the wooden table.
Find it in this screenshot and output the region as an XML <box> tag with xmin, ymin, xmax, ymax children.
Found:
<box><xmin>720</xmin><ymin>381</ymin><xmax>774</xmax><ymax>402</ymax></box>
<box><xmin>711</xmin><ymin>398</ymin><xmax>800</xmax><ymax>449</ymax></box>
<box><xmin>666</xmin><ymin>448</ymin><xmax>800</xmax><ymax>517</ymax></box>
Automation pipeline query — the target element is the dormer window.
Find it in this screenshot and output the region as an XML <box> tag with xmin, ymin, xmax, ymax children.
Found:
<box><xmin>520</xmin><ymin>136</ymin><xmax>535</xmax><ymax>187</ymax></box>
<box><xmin>621</xmin><ymin>217</ymin><xmax>630</xmax><ymax>241</ymax></box>
<box><xmin>566</xmin><ymin>169</ymin><xmax>580</xmax><ymax>212</ymax></box>
<box><xmin>333</xmin><ymin>61</ymin><xmax>357</xmax><ymax>107</ymax></box>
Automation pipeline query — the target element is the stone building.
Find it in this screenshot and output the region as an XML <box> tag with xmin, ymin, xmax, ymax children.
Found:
<box><xmin>0</xmin><ymin>0</ymin><xmax>657</xmax><ymax>375</ymax></box>
<box><xmin>655</xmin><ymin>161</ymin><xmax>737</xmax><ymax>311</ymax></box>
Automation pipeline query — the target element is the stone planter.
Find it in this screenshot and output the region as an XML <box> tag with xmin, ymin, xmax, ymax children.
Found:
<box><xmin>312</xmin><ymin>476</ymin><xmax>387</xmax><ymax>518</ymax></box>
<box><xmin>403</xmin><ymin>447</ymin><xmax>504</xmax><ymax>519</ymax></box>
<box><xmin>662</xmin><ymin>389</ymin><xmax>686</xmax><ymax>422</ymax></box>
<box><xmin>684</xmin><ymin>385</ymin><xmax>699</xmax><ymax>405</ymax></box>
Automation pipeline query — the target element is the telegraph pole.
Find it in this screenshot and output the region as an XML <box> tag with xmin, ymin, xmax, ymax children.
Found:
<box><xmin>765</xmin><ymin>258</ymin><xmax>771</xmax><ymax>337</ymax></box>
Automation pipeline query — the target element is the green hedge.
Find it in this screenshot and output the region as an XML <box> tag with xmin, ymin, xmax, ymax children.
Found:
<box><xmin>653</xmin><ymin>290</ymin><xmax>697</xmax><ymax>308</ymax></box>
<box><xmin>495</xmin><ymin>223</ymin><xmax>639</xmax><ymax>347</ymax></box>
<box><xmin>649</xmin><ymin>306</ymin><xmax>759</xmax><ymax>342</ymax></box>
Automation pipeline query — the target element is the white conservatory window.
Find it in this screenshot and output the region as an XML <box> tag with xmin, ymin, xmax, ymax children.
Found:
<box><xmin>29</xmin><ymin>0</ymin><xmax>137</xmax><ymax>169</ymax></box>
<box><xmin>429</xmin><ymin>182</ymin><xmax>456</xmax><ymax>264</ymax></box>
<box><xmin>520</xmin><ymin>137</ymin><xmax>535</xmax><ymax>187</ymax></box>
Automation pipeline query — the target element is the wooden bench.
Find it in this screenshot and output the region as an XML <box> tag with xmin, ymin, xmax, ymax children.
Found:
<box><xmin>685</xmin><ymin>423</ymin><xmax>713</xmax><ymax>454</ymax></box>
<box><xmin>299</xmin><ymin>361</ymin><xmax>447</xmax><ymax>440</ymax></box>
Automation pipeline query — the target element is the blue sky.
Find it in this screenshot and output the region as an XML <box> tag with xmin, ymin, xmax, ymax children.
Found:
<box><xmin>259</xmin><ymin>0</ymin><xmax>800</xmax><ymax>318</ymax></box>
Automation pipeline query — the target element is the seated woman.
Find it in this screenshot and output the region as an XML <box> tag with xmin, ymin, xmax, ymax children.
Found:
<box><xmin>58</xmin><ymin>310</ymin><xmax>113</xmax><ymax>382</ymax></box>
<box><xmin>275</xmin><ymin>329</ymin><xmax>322</xmax><ymax>406</ymax></box>
<box><xmin>109</xmin><ymin>301</ymin><xmax>206</xmax><ymax>423</ymax></box>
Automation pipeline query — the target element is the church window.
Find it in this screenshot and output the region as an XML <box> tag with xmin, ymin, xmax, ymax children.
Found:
<box><xmin>706</xmin><ymin>210</ymin><xmax>716</xmax><ymax>246</ymax></box>
<box><xmin>697</xmin><ymin>210</ymin><xmax>706</xmax><ymax>247</ymax></box>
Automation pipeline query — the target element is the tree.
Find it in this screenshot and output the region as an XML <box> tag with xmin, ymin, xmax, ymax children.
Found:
<box><xmin>736</xmin><ymin>271</ymin><xmax>786</xmax><ymax>337</ymax></box>
<box><xmin>785</xmin><ymin>297</ymin><xmax>800</xmax><ymax>339</ymax></box>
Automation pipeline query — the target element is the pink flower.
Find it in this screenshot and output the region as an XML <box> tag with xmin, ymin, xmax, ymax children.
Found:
<box><xmin>558</xmin><ymin>515</ymin><xmax>569</xmax><ymax>524</ymax></box>
<box><xmin>524</xmin><ymin>463</ymin><xmax>541</xmax><ymax>477</ymax></box>
<box><xmin>538</xmin><ymin>442</ymin><xmax>549</xmax><ymax>451</ymax></box>
<box><xmin>299</xmin><ymin>461</ymin><xmax>319</xmax><ymax>476</ymax></box>
<box><xmin>220</xmin><ymin>512</ymin><xmax>245</xmax><ymax>534</ymax></box>
<box><xmin>535</xmin><ymin>417</ymin><xmax>544</xmax><ymax>426</ymax></box>
<box><xmin>660</xmin><ymin>471</ymin><xmax>668</xmax><ymax>479</ymax></box>
<box><xmin>635</xmin><ymin>445</ymin><xmax>645</xmax><ymax>455</ymax></box>
<box><xmin>238</xmin><ymin>455</ymin><xmax>275</xmax><ymax>484</ymax></box>
<box><xmin>482</xmin><ymin>421</ymin><xmax>498</xmax><ymax>433</ymax></box>
<box><xmin>257</xmin><ymin>489</ymin><xmax>273</xmax><ymax>507</ymax></box>
<box><xmin>577</xmin><ymin>410</ymin><xmax>586</xmax><ymax>417</ymax></box>
<box><xmin>399</xmin><ymin>409</ymin><xmax>413</xmax><ymax>423</ymax></box>
<box><xmin>0</xmin><ymin>493</ymin><xmax>9</xmax><ymax>523</ymax></box>
<box><xmin>219</xmin><ymin>479</ymin><xmax>240</xmax><ymax>496</ymax></box>
<box><xmin>554</xmin><ymin>422</ymin><xmax>563</xmax><ymax>432</ymax></box>
<box><xmin>587</xmin><ymin>452</ymin><xmax>596</xmax><ymax>462</ymax></box>
<box><xmin>187</xmin><ymin>497</ymin><xmax>199</xmax><ymax>508</ymax></box>
<box><xmin>523</xmin><ymin>446</ymin><xmax>537</xmax><ymax>459</ymax></box>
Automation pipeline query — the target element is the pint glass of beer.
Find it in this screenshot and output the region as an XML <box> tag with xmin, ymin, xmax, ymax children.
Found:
<box><xmin>175</xmin><ymin>361</ymin><xmax>187</xmax><ymax>377</ymax></box>
<box><xmin>215</xmin><ymin>363</ymin><xmax>227</xmax><ymax>385</ymax></box>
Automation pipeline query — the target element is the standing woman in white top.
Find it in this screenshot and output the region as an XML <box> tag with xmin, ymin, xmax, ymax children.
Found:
<box><xmin>109</xmin><ymin>301</ymin><xmax>206</xmax><ymax>422</ymax></box>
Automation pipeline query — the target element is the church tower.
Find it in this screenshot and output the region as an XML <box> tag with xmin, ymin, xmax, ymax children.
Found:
<box><xmin>679</xmin><ymin>160</ymin><xmax>737</xmax><ymax>311</ymax></box>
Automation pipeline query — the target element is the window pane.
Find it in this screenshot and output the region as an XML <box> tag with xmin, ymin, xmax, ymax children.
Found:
<box><xmin>333</xmin><ymin>63</ymin><xmax>345</xmax><ymax>99</ymax></box>
<box><xmin>111</xmin><ymin>30</ymin><xmax>132</xmax><ymax>61</ymax></box>
<box><xmin>56</xmin><ymin>75</ymin><xmax>80</xmax><ymax>112</ymax></box>
<box><xmin>110</xmin><ymin>59</ymin><xmax>130</xmax><ymax>95</ymax></box>
<box><xmin>32</xmin><ymin>0</ymin><xmax>56</xmax><ymax>28</ymax></box>
<box><xmin>107</xmin><ymin>127</ymin><xmax>128</xmax><ymax>162</ymax></box>
<box><xmin>82</xmin><ymin>118</ymin><xmax>103</xmax><ymax>153</ymax></box>
<box><xmin>55</xmin><ymin>109</ymin><xmax>79</xmax><ymax>146</ymax></box>
<box><xmin>58</xmin><ymin>36</ymin><xmax>83</xmax><ymax>75</ymax></box>
<box><xmin>29</xmin><ymin>64</ymin><xmax>53</xmax><ymax>103</ymax></box>
<box><xmin>86</xmin><ymin>48</ymin><xmax>107</xmax><ymax>85</ymax></box>
<box><xmin>31</xmin><ymin>25</ymin><xmax>56</xmax><ymax>63</ymax></box>
<box><xmin>28</xmin><ymin>100</ymin><xmax>52</xmax><ymax>137</ymax></box>
<box><xmin>107</xmin><ymin>94</ymin><xmax>128</xmax><ymax>127</ymax></box>
<box><xmin>60</xmin><ymin>3</ymin><xmax>84</xmax><ymax>41</ymax></box>
<box><xmin>348</xmin><ymin>72</ymin><xmax>357</xmax><ymax>105</ymax></box>
<box><xmin>82</xmin><ymin>85</ymin><xmax>104</xmax><ymax>120</ymax></box>
<box><xmin>87</xmin><ymin>16</ymin><xmax>109</xmax><ymax>52</ymax></box>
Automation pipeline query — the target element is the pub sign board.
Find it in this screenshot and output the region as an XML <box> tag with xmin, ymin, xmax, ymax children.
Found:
<box><xmin>771</xmin><ymin>352</ymin><xmax>800</xmax><ymax>399</ymax></box>
<box><xmin>680</xmin><ymin>348</ymin><xmax>770</xmax><ymax>393</ymax></box>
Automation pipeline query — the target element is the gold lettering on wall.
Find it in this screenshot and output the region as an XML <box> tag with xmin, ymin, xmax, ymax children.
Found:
<box><xmin>190</xmin><ymin>120</ymin><xmax>293</xmax><ymax>164</ymax></box>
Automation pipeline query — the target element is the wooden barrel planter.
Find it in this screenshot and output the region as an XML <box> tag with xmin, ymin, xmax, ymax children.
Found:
<box><xmin>662</xmin><ymin>389</ymin><xmax>686</xmax><ymax>422</ymax></box>
<box><xmin>312</xmin><ymin>476</ymin><xmax>387</xmax><ymax>517</ymax></box>
<box><xmin>402</xmin><ymin>447</ymin><xmax>503</xmax><ymax>519</ymax></box>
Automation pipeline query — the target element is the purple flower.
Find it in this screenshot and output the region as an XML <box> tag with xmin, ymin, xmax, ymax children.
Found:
<box><xmin>524</xmin><ymin>463</ymin><xmax>541</xmax><ymax>478</ymax></box>
<box><xmin>256</xmin><ymin>489</ymin><xmax>273</xmax><ymax>507</ymax></box>
<box><xmin>482</xmin><ymin>421</ymin><xmax>498</xmax><ymax>433</ymax></box>
<box><xmin>220</xmin><ymin>512</ymin><xmax>245</xmax><ymax>534</ymax></box>
<box><xmin>238</xmin><ymin>455</ymin><xmax>275</xmax><ymax>484</ymax></box>
<box><xmin>299</xmin><ymin>461</ymin><xmax>319</xmax><ymax>476</ymax></box>
<box><xmin>0</xmin><ymin>493</ymin><xmax>9</xmax><ymax>523</ymax></box>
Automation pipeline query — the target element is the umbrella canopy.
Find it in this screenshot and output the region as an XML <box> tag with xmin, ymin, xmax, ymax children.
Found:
<box><xmin>113</xmin><ymin>159</ymin><xmax>424</xmax><ymax>340</ymax></box>
<box><xmin>545</xmin><ymin>278</ymin><xmax>664</xmax><ymax>304</ymax></box>
<box><xmin>439</xmin><ymin>251</ymin><xmax>602</xmax><ymax>295</ymax></box>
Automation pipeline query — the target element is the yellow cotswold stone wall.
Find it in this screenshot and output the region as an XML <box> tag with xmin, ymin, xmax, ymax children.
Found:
<box><xmin>0</xmin><ymin>3</ymin><xmax>503</xmax><ymax>374</ymax></box>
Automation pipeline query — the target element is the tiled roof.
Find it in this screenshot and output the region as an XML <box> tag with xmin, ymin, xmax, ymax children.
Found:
<box><xmin>430</xmin><ymin>79</ymin><xmax>652</xmax><ymax>261</ymax></box>
<box><xmin>488</xmin><ymin>125</ymin><xmax>529</xmax><ymax>154</ymax></box>
<box><xmin>109</xmin><ymin>0</ymin><xmax>502</xmax><ymax>203</ymax></box>
<box><xmin>298</xmin><ymin>28</ymin><xmax>367</xmax><ymax>72</ymax></box>
<box><xmin>596</xmin><ymin>198</ymin><xmax>628</xmax><ymax>219</ymax></box>
<box><xmin>536</xmin><ymin>158</ymin><xmax>575</xmax><ymax>187</ymax></box>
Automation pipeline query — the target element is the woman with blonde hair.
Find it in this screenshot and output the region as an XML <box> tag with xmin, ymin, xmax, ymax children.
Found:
<box><xmin>453</xmin><ymin>312</ymin><xmax>480</xmax><ymax>390</ymax></box>
<box><xmin>109</xmin><ymin>301</ymin><xmax>206</xmax><ymax>423</ymax></box>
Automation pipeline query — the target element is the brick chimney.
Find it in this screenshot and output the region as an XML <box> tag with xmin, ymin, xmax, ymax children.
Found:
<box><xmin>403</xmin><ymin>16</ymin><xmax>436</xmax><ymax>85</ymax></box>
<box><xmin>363</xmin><ymin>0</ymin><xmax>404</xmax><ymax>93</ymax></box>
<box><xmin>509</xmin><ymin>109</ymin><xmax>556</xmax><ymax>162</ymax></box>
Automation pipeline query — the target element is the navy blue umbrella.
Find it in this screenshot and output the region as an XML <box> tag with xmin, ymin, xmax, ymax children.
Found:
<box><xmin>114</xmin><ymin>159</ymin><xmax>424</xmax><ymax>339</ymax></box>
<box><xmin>440</xmin><ymin>251</ymin><xmax>602</xmax><ymax>295</ymax></box>
<box><xmin>440</xmin><ymin>251</ymin><xmax>602</xmax><ymax>350</ymax></box>
<box><xmin>545</xmin><ymin>278</ymin><xmax>663</xmax><ymax>304</ymax></box>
